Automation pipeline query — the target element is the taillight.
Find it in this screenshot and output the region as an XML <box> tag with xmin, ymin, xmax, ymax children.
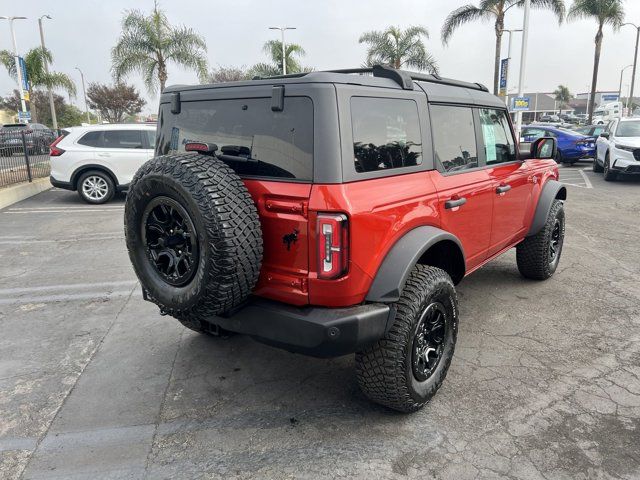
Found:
<box><xmin>317</xmin><ymin>213</ymin><xmax>349</xmax><ymax>279</ymax></box>
<box><xmin>49</xmin><ymin>135</ymin><xmax>65</xmax><ymax>156</ymax></box>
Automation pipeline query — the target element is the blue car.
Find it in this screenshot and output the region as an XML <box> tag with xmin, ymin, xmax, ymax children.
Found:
<box><xmin>520</xmin><ymin>125</ymin><xmax>596</xmax><ymax>164</ymax></box>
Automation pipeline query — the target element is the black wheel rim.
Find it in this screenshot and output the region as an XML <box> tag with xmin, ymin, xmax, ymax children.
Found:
<box><xmin>549</xmin><ymin>219</ymin><xmax>562</xmax><ymax>265</ymax></box>
<box><xmin>411</xmin><ymin>302</ymin><xmax>448</xmax><ymax>382</ymax></box>
<box><xmin>142</xmin><ymin>196</ymin><xmax>199</xmax><ymax>286</ymax></box>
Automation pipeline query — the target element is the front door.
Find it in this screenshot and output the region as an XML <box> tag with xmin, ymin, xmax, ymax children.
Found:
<box><xmin>429</xmin><ymin>104</ymin><xmax>494</xmax><ymax>270</ymax></box>
<box><xmin>99</xmin><ymin>129</ymin><xmax>150</xmax><ymax>185</ymax></box>
<box><xmin>478</xmin><ymin>108</ymin><xmax>533</xmax><ymax>255</ymax></box>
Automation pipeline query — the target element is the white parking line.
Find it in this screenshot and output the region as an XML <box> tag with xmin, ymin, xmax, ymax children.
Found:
<box><xmin>579</xmin><ymin>169</ymin><xmax>593</xmax><ymax>189</ymax></box>
<box><xmin>0</xmin><ymin>235</ymin><xmax>124</xmax><ymax>245</ymax></box>
<box><xmin>0</xmin><ymin>280</ymin><xmax>137</xmax><ymax>295</ymax></box>
<box><xmin>4</xmin><ymin>208</ymin><xmax>124</xmax><ymax>214</ymax></box>
<box><xmin>8</xmin><ymin>205</ymin><xmax>124</xmax><ymax>211</ymax></box>
<box><xmin>0</xmin><ymin>290</ymin><xmax>140</xmax><ymax>305</ymax></box>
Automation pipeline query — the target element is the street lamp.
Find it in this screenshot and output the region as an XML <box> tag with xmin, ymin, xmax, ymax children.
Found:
<box><xmin>0</xmin><ymin>16</ymin><xmax>28</xmax><ymax>116</ymax></box>
<box><xmin>622</xmin><ymin>23</ymin><xmax>640</xmax><ymax>112</ymax></box>
<box><xmin>269</xmin><ymin>26</ymin><xmax>296</xmax><ymax>75</ymax></box>
<box><xmin>500</xmin><ymin>28</ymin><xmax>523</xmax><ymax>105</ymax></box>
<box><xmin>38</xmin><ymin>15</ymin><xmax>58</xmax><ymax>130</ymax></box>
<box><xmin>619</xmin><ymin>64</ymin><xmax>633</xmax><ymax>114</ymax></box>
<box><xmin>515</xmin><ymin>0</ymin><xmax>531</xmax><ymax>137</ymax></box>
<box><xmin>75</xmin><ymin>67</ymin><xmax>90</xmax><ymax>124</ymax></box>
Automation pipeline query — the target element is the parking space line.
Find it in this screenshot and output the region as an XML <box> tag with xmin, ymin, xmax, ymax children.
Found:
<box><xmin>9</xmin><ymin>205</ymin><xmax>124</xmax><ymax>211</ymax></box>
<box><xmin>4</xmin><ymin>209</ymin><xmax>124</xmax><ymax>214</ymax></box>
<box><xmin>579</xmin><ymin>169</ymin><xmax>593</xmax><ymax>189</ymax></box>
<box><xmin>0</xmin><ymin>236</ymin><xmax>124</xmax><ymax>245</ymax></box>
<box><xmin>0</xmin><ymin>280</ymin><xmax>137</xmax><ymax>295</ymax></box>
<box><xmin>0</xmin><ymin>290</ymin><xmax>140</xmax><ymax>305</ymax></box>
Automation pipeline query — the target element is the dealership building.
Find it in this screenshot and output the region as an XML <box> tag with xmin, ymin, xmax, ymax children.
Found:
<box><xmin>506</xmin><ymin>91</ymin><xmax>621</xmax><ymax>122</ymax></box>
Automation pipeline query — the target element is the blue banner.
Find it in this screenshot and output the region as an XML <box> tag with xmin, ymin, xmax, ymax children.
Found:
<box><xmin>18</xmin><ymin>56</ymin><xmax>29</xmax><ymax>91</ymax></box>
<box><xmin>512</xmin><ymin>96</ymin><xmax>531</xmax><ymax>111</ymax></box>
<box><xmin>499</xmin><ymin>58</ymin><xmax>509</xmax><ymax>96</ymax></box>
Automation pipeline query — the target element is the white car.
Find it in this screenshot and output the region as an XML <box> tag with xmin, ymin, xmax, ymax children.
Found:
<box><xmin>49</xmin><ymin>124</ymin><xmax>156</xmax><ymax>203</ymax></box>
<box><xmin>594</xmin><ymin>117</ymin><xmax>640</xmax><ymax>181</ymax></box>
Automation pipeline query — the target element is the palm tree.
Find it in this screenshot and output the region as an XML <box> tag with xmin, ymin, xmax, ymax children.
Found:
<box><xmin>359</xmin><ymin>26</ymin><xmax>438</xmax><ymax>74</ymax></box>
<box><xmin>0</xmin><ymin>47</ymin><xmax>75</xmax><ymax>123</ymax></box>
<box><xmin>249</xmin><ymin>40</ymin><xmax>307</xmax><ymax>77</ymax></box>
<box><xmin>111</xmin><ymin>1</ymin><xmax>208</xmax><ymax>93</ymax></box>
<box><xmin>568</xmin><ymin>0</ymin><xmax>624</xmax><ymax>123</ymax></box>
<box><xmin>553</xmin><ymin>84</ymin><xmax>573</xmax><ymax>115</ymax></box>
<box><xmin>442</xmin><ymin>1</ymin><xmax>566</xmax><ymax>95</ymax></box>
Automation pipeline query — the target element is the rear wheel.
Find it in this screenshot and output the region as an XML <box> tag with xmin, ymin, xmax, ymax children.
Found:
<box><xmin>603</xmin><ymin>154</ymin><xmax>617</xmax><ymax>181</ymax></box>
<box><xmin>77</xmin><ymin>170</ymin><xmax>115</xmax><ymax>204</ymax></box>
<box><xmin>592</xmin><ymin>156</ymin><xmax>603</xmax><ymax>173</ymax></box>
<box><xmin>355</xmin><ymin>265</ymin><xmax>458</xmax><ymax>412</ymax></box>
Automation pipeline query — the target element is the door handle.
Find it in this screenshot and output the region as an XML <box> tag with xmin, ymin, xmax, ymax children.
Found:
<box><xmin>97</xmin><ymin>152</ymin><xmax>111</xmax><ymax>157</ymax></box>
<box><xmin>496</xmin><ymin>184</ymin><xmax>512</xmax><ymax>194</ymax></box>
<box><xmin>444</xmin><ymin>197</ymin><xmax>467</xmax><ymax>209</ymax></box>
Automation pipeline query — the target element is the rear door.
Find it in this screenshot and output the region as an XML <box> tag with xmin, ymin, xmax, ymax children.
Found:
<box><xmin>478</xmin><ymin>108</ymin><xmax>532</xmax><ymax>255</ymax></box>
<box><xmin>429</xmin><ymin>104</ymin><xmax>495</xmax><ymax>270</ymax></box>
<box><xmin>155</xmin><ymin>89</ymin><xmax>316</xmax><ymax>306</ymax></box>
<box><xmin>99</xmin><ymin>129</ymin><xmax>149</xmax><ymax>185</ymax></box>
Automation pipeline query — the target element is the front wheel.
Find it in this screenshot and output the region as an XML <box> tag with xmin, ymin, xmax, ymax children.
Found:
<box><xmin>355</xmin><ymin>265</ymin><xmax>458</xmax><ymax>412</ymax></box>
<box><xmin>603</xmin><ymin>155</ymin><xmax>617</xmax><ymax>181</ymax></box>
<box><xmin>592</xmin><ymin>157</ymin><xmax>603</xmax><ymax>173</ymax></box>
<box><xmin>516</xmin><ymin>199</ymin><xmax>565</xmax><ymax>280</ymax></box>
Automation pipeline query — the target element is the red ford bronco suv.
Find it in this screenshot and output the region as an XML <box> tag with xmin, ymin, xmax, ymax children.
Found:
<box><xmin>125</xmin><ymin>65</ymin><xmax>566</xmax><ymax>412</ymax></box>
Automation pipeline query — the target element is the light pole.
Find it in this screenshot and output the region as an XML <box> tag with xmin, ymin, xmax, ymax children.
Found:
<box><xmin>75</xmin><ymin>67</ymin><xmax>90</xmax><ymax>124</ymax></box>
<box><xmin>623</xmin><ymin>23</ymin><xmax>640</xmax><ymax>113</ymax></box>
<box><xmin>515</xmin><ymin>0</ymin><xmax>531</xmax><ymax>137</ymax></box>
<box><xmin>619</xmin><ymin>64</ymin><xmax>633</xmax><ymax>114</ymax></box>
<box><xmin>269</xmin><ymin>26</ymin><xmax>296</xmax><ymax>75</ymax></box>
<box><xmin>38</xmin><ymin>15</ymin><xmax>58</xmax><ymax>130</ymax></box>
<box><xmin>500</xmin><ymin>28</ymin><xmax>523</xmax><ymax>105</ymax></box>
<box><xmin>0</xmin><ymin>16</ymin><xmax>28</xmax><ymax>116</ymax></box>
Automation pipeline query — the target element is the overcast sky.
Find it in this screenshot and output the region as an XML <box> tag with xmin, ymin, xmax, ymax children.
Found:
<box><xmin>2</xmin><ymin>0</ymin><xmax>640</xmax><ymax>114</ymax></box>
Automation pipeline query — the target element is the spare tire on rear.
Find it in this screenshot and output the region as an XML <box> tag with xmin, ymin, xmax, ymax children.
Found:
<box><xmin>124</xmin><ymin>153</ymin><xmax>263</xmax><ymax>321</ymax></box>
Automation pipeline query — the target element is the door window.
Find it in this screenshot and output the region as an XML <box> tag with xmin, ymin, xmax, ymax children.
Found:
<box><xmin>430</xmin><ymin>105</ymin><xmax>478</xmax><ymax>173</ymax></box>
<box><xmin>478</xmin><ymin>108</ymin><xmax>516</xmax><ymax>165</ymax></box>
<box><xmin>351</xmin><ymin>97</ymin><xmax>422</xmax><ymax>173</ymax></box>
<box><xmin>103</xmin><ymin>130</ymin><xmax>144</xmax><ymax>149</ymax></box>
<box><xmin>145</xmin><ymin>130</ymin><xmax>156</xmax><ymax>150</ymax></box>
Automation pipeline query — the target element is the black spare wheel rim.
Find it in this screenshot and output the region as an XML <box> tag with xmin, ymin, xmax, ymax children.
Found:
<box><xmin>412</xmin><ymin>302</ymin><xmax>448</xmax><ymax>382</ymax></box>
<box><xmin>549</xmin><ymin>219</ymin><xmax>563</xmax><ymax>267</ymax></box>
<box><xmin>142</xmin><ymin>196</ymin><xmax>199</xmax><ymax>287</ymax></box>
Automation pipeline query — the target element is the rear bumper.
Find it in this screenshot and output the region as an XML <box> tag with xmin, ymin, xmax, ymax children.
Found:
<box><xmin>207</xmin><ymin>297</ymin><xmax>393</xmax><ymax>358</ymax></box>
<box><xmin>49</xmin><ymin>176</ymin><xmax>73</xmax><ymax>190</ymax></box>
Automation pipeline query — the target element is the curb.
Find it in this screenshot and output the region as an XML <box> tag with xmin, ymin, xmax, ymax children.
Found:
<box><xmin>0</xmin><ymin>178</ymin><xmax>52</xmax><ymax>211</ymax></box>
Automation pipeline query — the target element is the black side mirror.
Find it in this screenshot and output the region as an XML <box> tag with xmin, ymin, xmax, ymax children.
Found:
<box><xmin>600</xmin><ymin>132</ymin><xmax>610</xmax><ymax>139</ymax></box>
<box><xmin>531</xmin><ymin>137</ymin><xmax>557</xmax><ymax>160</ymax></box>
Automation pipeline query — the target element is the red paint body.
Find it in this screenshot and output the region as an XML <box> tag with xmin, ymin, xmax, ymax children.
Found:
<box><xmin>243</xmin><ymin>159</ymin><xmax>559</xmax><ymax>308</ymax></box>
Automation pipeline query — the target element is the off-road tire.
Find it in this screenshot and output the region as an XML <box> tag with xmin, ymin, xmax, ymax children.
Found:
<box><xmin>77</xmin><ymin>170</ymin><xmax>115</xmax><ymax>204</ymax></box>
<box><xmin>125</xmin><ymin>153</ymin><xmax>263</xmax><ymax>328</ymax></box>
<box><xmin>516</xmin><ymin>199</ymin><xmax>565</xmax><ymax>280</ymax></box>
<box><xmin>592</xmin><ymin>157</ymin><xmax>603</xmax><ymax>173</ymax></box>
<box><xmin>603</xmin><ymin>154</ymin><xmax>617</xmax><ymax>181</ymax></box>
<box><xmin>355</xmin><ymin>265</ymin><xmax>458</xmax><ymax>413</ymax></box>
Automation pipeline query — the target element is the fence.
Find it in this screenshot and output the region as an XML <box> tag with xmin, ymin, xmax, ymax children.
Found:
<box><xmin>0</xmin><ymin>130</ymin><xmax>52</xmax><ymax>188</ymax></box>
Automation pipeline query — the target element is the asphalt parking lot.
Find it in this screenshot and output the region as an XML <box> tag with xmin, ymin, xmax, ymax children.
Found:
<box><xmin>1</xmin><ymin>168</ymin><xmax>640</xmax><ymax>480</ymax></box>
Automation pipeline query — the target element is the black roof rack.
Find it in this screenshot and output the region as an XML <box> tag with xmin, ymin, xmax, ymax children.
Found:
<box><xmin>252</xmin><ymin>65</ymin><xmax>489</xmax><ymax>93</ymax></box>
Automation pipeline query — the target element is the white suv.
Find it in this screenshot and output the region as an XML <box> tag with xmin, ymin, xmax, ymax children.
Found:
<box><xmin>49</xmin><ymin>124</ymin><xmax>156</xmax><ymax>203</ymax></box>
<box><xmin>594</xmin><ymin>118</ymin><xmax>640</xmax><ymax>181</ymax></box>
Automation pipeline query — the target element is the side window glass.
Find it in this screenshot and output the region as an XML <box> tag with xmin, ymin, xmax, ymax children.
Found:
<box><xmin>77</xmin><ymin>131</ymin><xmax>102</xmax><ymax>147</ymax></box>
<box><xmin>430</xmin><ymin>105</ymin><xmax>477</xmax><ymax>173</ymax></box>
<box><xmin>103</xmin><ymin>130</ymin><xmax>144</xmax><ymax>149</ymax></box>
<box><xmin>478</xmin><ymin>108</ymin><xmax>516</xmax><ymax>165</ymax></box>
<box><xmin>351</xmin><ymin>97</ymin><xmax>422</xmax><ymax>173</ymax></box>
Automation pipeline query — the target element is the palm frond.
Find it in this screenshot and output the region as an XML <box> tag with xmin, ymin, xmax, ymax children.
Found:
<box><xmin>0</xmin><ymin>50</ymin><xmax>16</xmax><ymax>80</ymax></box>
<box><xmin>441</xmin><ymin>5</ymin><xmax>492</xmax><ymax>44</ymax></box>
<box><xmin>528</xmin><ymin>0</ymin><xmax>566</xmax><ymax>23</ymax></box>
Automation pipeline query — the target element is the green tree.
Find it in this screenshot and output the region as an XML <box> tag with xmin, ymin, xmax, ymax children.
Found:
<box><xmin>208</xmin><ymin>66</ymin><xmax>250</xmax><ymax>83</ymax></box>
<box><xmin>442</xmin><ymin>0</ymin><xmax>565</xmax><ymax>95</ymax></box>
<box><xmin>553</xmin><ymin>85</ymin><xmax>573</xmax><ymax>115</ymax></box>
<box><xmin>111</xmin><ymin>1</ymin><xmax>208</xmax><ymax>93</ymax></box>
<box><xmin>568</xmin><ymin>0</ymin><xmax>624</xmax><ymax>123</ymax></box>
<box><xmin>86</xmin><ymin>83</ymin><xmax>146</xmax><ymax>123</ymax></box>
<box><xmin>0</xmin><ymin>47</ymin><xmax>76</xmax><ymax>122</ymax></box>
<box><xmin>249</xmin><ymin>40</ymin><xmax>308</xmax><ymax>77</ymax></box>
<box><xmin>359</xmin><ymin>26</ymin><xmax>438</xmax><ymax>74</ymax></box>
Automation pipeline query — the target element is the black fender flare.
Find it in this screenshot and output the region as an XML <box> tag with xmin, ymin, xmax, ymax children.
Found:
<box><xmin>527</xmin><ymin>180</ymin><xmax>567</xmax><ymax>236</ymax></box>
<box><xmin>71</xmin><ymin>164</ymin><xmax>120</xmax><ymax>189</ymax></box>
<box><xmin>365</xmin><ymin>226</ymin><xmax>465</xmax><ymax>303</ymax></box>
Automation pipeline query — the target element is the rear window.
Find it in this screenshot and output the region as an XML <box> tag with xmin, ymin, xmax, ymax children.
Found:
<box><xmin>77</xmin><ymin>131</ymin><xmax>102</xmax><ymax>147</ymax></box>
<box><xmin>157</xmin><ymin>97</ymin><xmax>313</xmax><ymax>181</ymax></box>
<box><xmin>103</xmin><ymin>130</ymin><xmax>144</xmax><ymax>149</ymax></box>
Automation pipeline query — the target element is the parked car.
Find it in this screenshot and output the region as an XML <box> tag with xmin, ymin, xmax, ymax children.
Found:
<box><xmin>521</xmin><ymin>124</ymin><xmax>595</xmax><ymax>164</ymax></box>
<box><xmin>594</xmin><ymin>117</ymin><xmax>640</xmax><ymax>181</ymax></box>
<box><xmin>539</xmin><ymin>114</ymin><xmax>560</xmax><ymax>123</ymax></box>
<box><xmin>560</xmin><ymin>113</ymin><xmax>580</xmax><ymax>125</ymax></box>
<box><xmin>0</xmin><ymin>123</ymin><xmax>56</xmax><ymax>156</ymax></box>
<box><xmin>124</xmin><ymin>65</ymin><xmax>566</xmax><ymax>412</ymax></box>
<box><xmin>49</xmin><ymin>124</ymin><xmax>156</xmax><ymax>203</ymax></box>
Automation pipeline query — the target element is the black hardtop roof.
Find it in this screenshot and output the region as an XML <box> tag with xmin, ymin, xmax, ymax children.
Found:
<box><xmin>162</xmin><ymin>65</ymin><xmax>505</xmax><ymax>109</ymax></box>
